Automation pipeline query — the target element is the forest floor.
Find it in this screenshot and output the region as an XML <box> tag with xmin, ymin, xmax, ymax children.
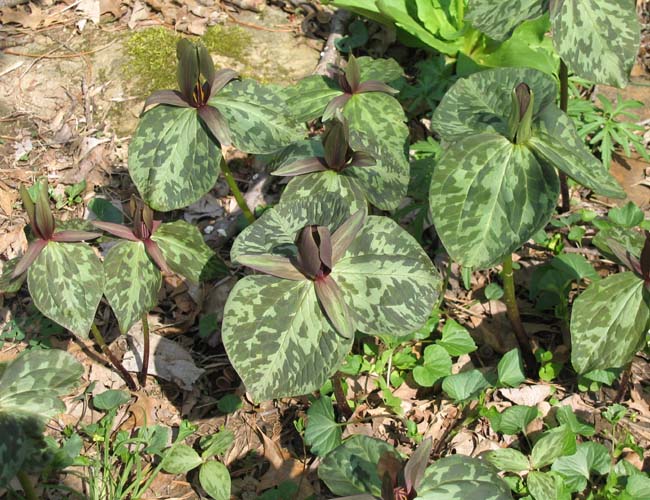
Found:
<box><xmin>0</xmin><ymin>1</ymin><xmax>650</xmax><ymax>499</ymax></box>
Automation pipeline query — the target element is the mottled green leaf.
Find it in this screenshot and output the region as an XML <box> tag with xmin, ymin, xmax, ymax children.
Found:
<box><xmin>527</xmin><ymin>471</ymin><xmax>570</xmax><ymax>500</ymax></box>
<box><xmin>550</xmin><ymin>0</ymin><xmax>640</xmax><ymax>87</ymax></box>
<box><xmin>152</xmin><ymin>220</ymin><xmax>227</xmax><ymax>282</ymax></box>
<box><xmin>199</xmin><ymin>461</ymin><xmax>231</xmax><ymax>500</ymax></box>
<box><xmin>282</xmin><ymin>171</ymin><xmax>368</xmax><ymax>213</ymax></box>
<box><xmin>0</xmin><ymin>257</ymin><xmax>26</xmax><ymax>293</ymax></box>
<box><xmin>529</xmin><ymin>106</ymin><xmax>625</xmax><ymax>199</ymax></box>
<box><xmin>497</xmin><ymin>349</ymin><xmax>526</xmax><ymax>387</ymax></box>
<box><xmin>416</xmin><ymin>455</ymin><xmax>513</xmax><ymax>499</ymax></box>
<box><xmin>431</xmin><ymin>67</ymin><xmax>557</xmax><ymax>143</ymax></box>
<box><xmin>571</xmin><ymin>272</ymin><xmax>650</xmax><ymax>373</ymax></box>
<box><xmin>442</xmin><ymin>370</ymin><xmax>493</xmax><ymax>402</ymax></box>
<box><xmin>484</xmin><ymin>448</ymin><xmax>530</xmax><ymax>473</ymax></box>
<box><xmin>128</xmin><ymin>105</ymin><xmax>221</xmax><ymax>211</ymax></box>
<box><xmin>530</xmin><ymin>425</ymin><xmax>577</xmax><ymax>469</ymax></box>
<box><xmin>162</xmin><ymin>444</ymin><xmax>203</xmax><ymax>474</ymax></box>
<box><xmin>430</xmin><ymin>134</ymin><xmax>558</xmax><ymax>268</ymax></box>
<box><xmin>103</xmin><ymin>241</ymin><xmax>161</xmax><ymax>333</ymax></box>
<box><xmin>318</xmin><ymin>435</ymin><xmax>400</xmax><ymax>497</ymax></box>
<box><xmin>357</xmin><ymin>56</ymin><xmax>403</xmax><ymax>83</ymax></box>
<box><xmin>305</xmin><ymin>395</ymin><xmax>342</xmax><ymax>457</ymax></box>
<box><xmin>222</xmin><ymin>276</ymin><xmax>353</xmax><ymax>401</ymax></box>
<box><xmin>0</xmin><ymin>413</ymin><xmax>32</xmax><ymax>487</ymax></box>
<box><xmin>28</xmin><ymin>242</ymin><xmax>104</xmax><ymax>338</ymax></box>
<box><xmin>332</xmin><ymin>216</ymin><xmax>440</xmax><ymax>336</ymax></box>
<box><xmin>466</xmin><ymin>0</ymin><xmax>547</xmax><ymax>41</ymax></box>
<box><xmin>211</xmin><ymin>79</ymin><xmax>304</xmax><ymax>153</ymax></box>
<box><xmin>287</xmin><ymin>75</ymin><xmax>342</xmax><ymax>123</ymax></box>
<box><xmin>551</xmin><ymin>442</ymin><xmax>610</xmax><ymax>492</ymax></box>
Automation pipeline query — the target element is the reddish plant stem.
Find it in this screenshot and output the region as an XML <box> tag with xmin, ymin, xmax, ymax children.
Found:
<box><xmin>91</xmin><ymin>322</ymin><xmax>137</xmax><ymax>391</ymax></box>
<box><xmin>558</xmin><ymin>59</ymin><xmax>570</xmax><ymax>213</ymax></box>
<box><xmin>139</xmin><ymin>313</ymin><xmax>150</xmax><ymax>387</ymax></box>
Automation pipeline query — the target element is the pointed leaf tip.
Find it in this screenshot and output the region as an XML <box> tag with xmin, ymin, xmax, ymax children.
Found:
<box><xmin>404</xmin><ymin>437</ymin><xmax>432</xmax><ymax>493</ymax></box>
<box><xmin>51</xmin><ymin>230</ymin><xmax>101</xmax><ymax>242</ymax></box>
<box><xmin>236</xmin><ymin>254</ymin><xmax>305</xmax><ymax>280</ymax></box>
<box><xmin>331</xmin><ymin>209</ymin><xmax>367</xmax><ymax>264</ymax></box>
<box><xmin>11</xmin><ymin>239</ymin><xmax>48</xmax><ymax>278</ymax></box>
<box><xmin>176</xmin><ymin>38</ymin><xmax>199</xmax><ymax>103</ymax></box>
<box><xmin>345</xmin><ymin>54</ymin><xmax>361</xmax><ymax>92</ymax></box>
<box><xmin>20</xmin><ymin>184</ymin><xmax>35</xmax><ymax>225</ymax></box>
<box><xmin>315</xmin><ymin>275</ymin><xmax>355</xmax><ymax>338</ymax></box>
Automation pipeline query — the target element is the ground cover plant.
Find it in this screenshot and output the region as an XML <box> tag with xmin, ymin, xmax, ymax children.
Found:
<box><xmin>0</xmin><ymin>0</ymin><xmax>649</xmax><ymax>498</ymax></box>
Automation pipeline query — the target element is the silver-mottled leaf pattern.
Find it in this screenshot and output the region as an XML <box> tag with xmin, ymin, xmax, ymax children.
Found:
<box><xmin>429</xmin><ymin>134</ymin><xmax>558</xmax><ymax>269</ymax></box>
<box><xmin>465</xmin><ymin>0</ymin><xmax>547</xmax><ymax>41</ymax></box>
<box><xmin>28</xmin><ymin>242</ymin><xmax>104</xmax><ymax>338</ymax></box>
<box><xmin>103</xmin><ymin>241</ymin><xmax>161</xmax><ymax>333</ymax></box>
<box><xmin>282</xmin><ymin>171</ymin><xmax>367</xmax><ymax>213</ymax></box>
<box><xmin>128</xmin><ymin>105</ymin><xmax>221</xmax><ymax>211</ymax></box>
<box><xmin>571</xmin><ymin>272</ymin><xmax>650</xmax><ymax>373</ymax></box>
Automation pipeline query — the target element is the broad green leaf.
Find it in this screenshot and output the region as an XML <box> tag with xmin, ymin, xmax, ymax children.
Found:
<box><xmin>332</xmin><ymin>216</ymin><xmax>440</xmax><ymax>336</ymax></box>
<box><xmin>484</xmin><ymin>448</ymin><xmax>530</xmax><ymax>473</ymax></box>
<box><xmin>413</xmin><ymin>344</ymin><xmax>452</xmax><ymax>387</ymax></box>
<box><xmin>152</xmin><ymin>220</ymin><xmax>227</xmax><ymax>282</ymax></box>
<box><xmin>93</xmin><ymin>389</ymin><xmax>131</xmax><ymax>411</ymax></box>
<box><xmin>357</xmin><ymin>56</ymin><xmax>403</xmax><ymax>83</ymax></box>
<box><xmin>431</xmin><ymin>67</ymin><xmax>557</xmax><ymax>143</ymax></box>
<box><xmin>529</xmin><ymin>106</ymin><xmax>625</xmax><ymax>198</ymax></box>
<box><xmin>199</xmin><ymin>461</ymin><xmax>230</xmax><ymax>500</ymax></box>
<box><xmin>550</xmin><ymin>0</ymin><xmax>640</xmax><ymax>87</ymax></box>
<box><xmin>304</xmin><ymin>395</ymin><xmax>342</xmax><ymax>457</ymax></box>
<box><xmin>436</xmin><ymin>319</ymin><xmax>477</xmax><ymax>356</ymax></box>
<box><xmin>442</xmin><ymin>370</ymin><xmax>493</xmax><ymax>402</ymax></box>
<box><xmin>0</xmin><ymin>413</ymin><xmax>34</xmax><ymax>487</ymax></box>
<box><xmin>608</xmin><ymin>202</ymin><xmax>644</xmax><ymax>228</ymax></box>
<box><xmin>555</xmin><ymin>406</ymin><xmax>595</xmax><ymax>437</ymax></box>
<box><xmin>318</xmin><ymin>435</ymin><xmax>400</xmax><ymax>497</ymax></box>
<box><xmin>430</xmin><ymin>134</ymin><xmax>558</xmax><ymax>268</ymax></box>
<box><xmin>210</xmin><ymin>79</ymin><xmax>304</xmax><ymax>153</ymax></box>
<box><xmin>530</xmin><ymin>425</ymin><xmax>577</xmax><ymax>469</ymax></box>
<box><xmin>200</xmin><ymin>430</ymin><xmax>234</xmax><ymax>459</ymax></box>
<box><xmin>593</xmin><ymin>226</ymin><xmax>644</xmax><ymax>263</ymax></box>
<box><xmin>622</xmin><ymin>474</ymin><xmax>650</xmax><ymax>500</ymax></box>
<box><xmin>571</xmin><ymin>272</ymin><xmax>650</xmax><ymax>373</ymax></box>
<box><xmin>550</xmin><ymin>254</ymin><xmax>600</xmax><ymax>284</ymax></box>
<box><xmin>487</xmin><ymin>405</ymin><xmax>539</xmax><ymax>435</ymax></box>
<box><xmin>88</xmin><ymin>198</ymin><xmax>124</xmax><ymax>223</ymax></box>
<box><xmin>162</xmin><ymin>444</ymin><xmax>203</xmax><ymax>474</ymax></box>
<box><xmin>103</xmin><ymin>241</ymin><xmax>161</xmax><ymax>333</ymax></box>
<box><xmin>416</xmin><ymin>455</ymin><xmax>512</xmax><ymax>499</ymax></box>
<box><xmin>465</xmin><ymin>0</ymin><xmax>547</xmax><ymax>41</ymax></box>
<box><xmin>497</xmin><ymin>349</ymin><xmax>526</xmax><ymax>387</ymax></box>
<box><xmin>0</xmin><ymin>257</ymin><xmax>26</xmax><ymax>293</ymax></box>
<box><xmin>551</xmin><ymin>442</ymin><xmax>610</xmax><ymax>492</ymax></box>
<box><xmin>0</xmin><ymin>350</ymin><xmax>83</xmax><ymax>417</ymax></box>
<box><xmin>287</xmin><ymin>75</ymin><xmax>342</xmax><ymax>123</ymax></box>
<box><xmin>282</xmin><ymin>171</ymin><xmax>368</xmax><ymax>213</ymax></box>
<box><xmin>129</xmin><ymin>105</ymin><xmax>221</xmax><ymax>211</ymax></box>
<box><xmin>527</xmin><ymin>471</ymin><xmax>570</xmax><ymax>500</ymax></box>
<box><xmin>222</xmin><ymin>276</ymin><xmax>353</xmax><ymax>401</ymax></box>
<box><xmin>28</xmin><ymin>242</ymin><xmax>104</xmax><ymax>338</ymax></box>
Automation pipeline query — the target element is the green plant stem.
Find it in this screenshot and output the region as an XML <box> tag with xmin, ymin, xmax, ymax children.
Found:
<box><xmin>502</xmin><ymin>254</ymin><xmax>537</xmax><ymax>374</ymax></box>
<box><xmin>558</xmin><ymin>59</ymin><xmax>570</xmax><ymax>213</ymax></box>
<box><xmin>91</xmin><ymin>322</ymin><xmax>137</xmax><ymax>391</ymax></box>
<box><xmin>220</xmin><ymin>157</ymin><xmax>255</xmax><ymax>224</ymax></box>
<box><xmin>139</xmin><ymin>313</ymin><xmax>150</xmax><ymax>386</ymax></box>
<box><xmin>331</xmin><ymin>372</ymin><xmax>353</xmax><ymax>420</ymax></box>
<box><xmin>17</xmin><ymin>471</ymin><xmax>38</xmax><ymax>500</ymax></box>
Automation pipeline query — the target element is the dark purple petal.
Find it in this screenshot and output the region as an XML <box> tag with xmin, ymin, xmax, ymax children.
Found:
<box><xmin>315</xmin><ymin>275</ymin><xmax>355</xmax><ymax>338</ymax></box>
<box><xmin>322</xmin><ymin>121</ymin><xmax>348</xmax><ymax>170</ymax></box>
<box><xmin>349</xmin><ymin>151</ymin><xmax>376</xmax><ymax>167</ymax></box>
<box><xmin>516</xmin><ymin>83</ymin><xmax>532</xmax><ymax>120</ymax></box>
<box><xmin>176</xmin><ymin>39</ymin><xmax>200</xmax><ymax>102</ymax></box>
<box><xmin>322</xmin><ymin>93</ymin><xmax>351</xmax><ymax>122</ymax></box>
<box><xmin>34</xmin><ymin>181</ymin><xmax>55</xmax><ymax>239</ymax></box>
<box><xmin>198</xmin><ymin>105</ymin><xmax>232</xmax><ymax>146</ymax></box>
<box><xmin>236</xmin><ymin>255</ymin><xmax>305</xmax><ymax>280</ymax></box>
<box><xmin>143</xmin><ymin>90</ymin><xmax>192</xmax><ymax>113</ymax></box>
<box><xmin>51</xmin><ymin>230</ymin><xmax>101</xmax><ymax>242</ymax></box>
<box><xmin>144</xmin><ymin>238</ymin><xmax>171</xmax><ymax>274</ymax></box>
<box><xmin>356</xmin><ymin>80</ymin><xmax>399</xmax><ymax>95</ymax></box>
<box><xmin>641</xmin><ymin>231</ymin><xmax>650</xmax><ymax>282</ymax></box>
<box><xmin>20</xmin><ymin>185</ymin><xmax>35</xmax><ymax>226</ymax></box>
<box><xmin>607</xmin><ymin>239</ymin><xmax>642</xmax><ymax>276</ymax></box>
<box><xmin>92</xmin><ymin>221</ymin><xmax>139</xmax><ymax>241</ymax></box>
<box><xmin>272</xmin><ymin>157</ymin><xmax>328</xmax><ymax>176</ymax></box>
<box><xmin>404</xmin><ymin>437</ymin><xmax>432</xmax><ymax>493</ymax></box>
<box><xmin>143</xmin><ymin>204</ymin><xmax>155</xmax><ymax>235</ymax></box>
<box><xmin>317</xmin><ymin>226</ymin><xmax>332</xmax><ymax>271</ymax></box>
<box><xmin>11</xmin><ymin>239</ymin><xmax>48</xmax><ymax>278</ymax></box>
<box><xmin>296</xmin><ymin>226</ymin><xmax>322</xmax><ymax>280</ymax></box>
<box><xmin>197</xmin><ymin>43</ymin><xmax>215</xmax><ymax>86</ymax></box>
<box><xmin>331</xmin><ymin>209</ymin><xmax>367</xmax><ymax>264</ymax></box>
<box><xmin>209</xmin><ymin>68</ymin><xmax>239</xmax><ymax>99</ymax></box>
<box><xmin>345</xmin><ymin>55</ymin><xmax>361</xmax><ymax>92</ymax></box>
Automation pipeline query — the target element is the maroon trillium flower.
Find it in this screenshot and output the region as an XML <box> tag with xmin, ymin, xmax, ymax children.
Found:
<box><xmin>378</xmin><ymin>438</ymin><xmax>432</xmax><ymax>500</ymax></box>
<box><xmin>142</xmin><ymin>38</ymin><xmax>239</xmax><ymax>146</ymax></box>
<box><xmin>273</xmin><ymin>120</ymin><xmax>376</xmax><ymax>177</ymax></box>
<box><xmin>12</xmin><ymin>182</ymin><xmax>101</xmax><ymax>278</ymax></box>
<box><xmin>323</xmin><ymin>54</ymin><xmax>399</xmax><ymax>121</ymax></box>
<box><xmin>92</xmin><ymin>198</ymin><xmax>171</xmax><ymax>274</ymax></box>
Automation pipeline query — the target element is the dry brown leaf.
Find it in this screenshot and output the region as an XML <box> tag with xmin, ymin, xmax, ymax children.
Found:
<box><xmin>499</xmin><ymin>384</ymin><xmax>552</xmax><ymax>406</ymax></box>
<box><xmin>1</xmin><ymin>4</ymin><xmax>45</xmax><ymax>29</ymax></box>
<box><xmin>468</xmin><ymin>300</ymin><xmax>518</xmax><ymax>354</ymax></box>
<box><xmin>0</xmin><ymin>187</ymin><xmax>17</xmax><ymax>217</ymax></box>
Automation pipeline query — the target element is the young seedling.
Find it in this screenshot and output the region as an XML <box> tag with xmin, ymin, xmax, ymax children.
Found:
<box><xmin>222</xmin><ymin>194</ymin><xmax>440</xmax><ymax>402</ymax></box>
<box><xmin>129</xmin><ymin>38</ymin><xmax>302</xmax><ymax>213</ymax></box>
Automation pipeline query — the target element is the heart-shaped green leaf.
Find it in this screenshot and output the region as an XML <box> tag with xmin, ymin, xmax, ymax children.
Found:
<box><xmin>28</xmin><ymin>242</ymin><xmax>104</xmax><ymax>338</ymax></box>
<box><xmin>465</xmin><ymin>0</ymin><xmax>547</xmax><ymax>42</ymax></box>
<box><xmin>571</xmin><ymin>272</ymin><xmax>650</xmax><ymax>373</ymax></box>
<box><xmin>550</xmin><ymin>0</ymin><xmax>640</xmax><ymax>87</ymax></box>
<box><xmin>442</xmin><ymin>369</ymin><xmax>493</xmax><ymax>402</ymax></box>
<box><xmin>436</xmin><ymin>319</ymin><xmax>477</xmax><ymax>356</ymax></box>
<box><xmin>497</xmin><ymin>349</ymin><xmax>526</xmax><ymax>387</ymax></box>
<box><xmin>129</xmin><ymin>105</ymin><xmax>221</xmax><ymax>211</ymax></box>
<box><xmin>413</xmin><ymin>344</ymin><xmax>452</xmax><ymax>387</ymax></box>
<box><xmin>152</xmin><ymin>220</ymin><xmax>227</xmax><ymax>283</ymax></box>
<box><xmin>104</xmin><ymin>241</ymin><xmax>161</xmax><ymax>333</ymax></box>
<box><xmin>305</xmin><ymin>395</ymin><xmax>342</xmax><ymax>457</ymax></box>
<box><xmin>415</xmin><ymin>455</ymin><xmax>512</xmax><ymax>499</ymax></box>
<box><xmin>551</xmin><ymin>442</ymin><xmax>610</xmax><ymax>492</ymax></box>
<box><xmin>430</xmin><ymin>133</ymin><xmax>558</xmax><ymax>268</ymax></box>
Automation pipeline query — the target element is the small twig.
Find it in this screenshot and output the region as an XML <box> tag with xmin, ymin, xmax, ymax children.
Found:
<box><xmin>4</xmin><ymin>39</ymin><xmax>118</xmax><ymax>59</ymax></box>
<box><xmin>315</xmin><ymin>9</ymin><xmax>351</xmax><ymax>77</ymax></box>
<box><xmin>139</xmin><ymin>313</ymin><xmax>150</xmax><ymax>386</ymax></box>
